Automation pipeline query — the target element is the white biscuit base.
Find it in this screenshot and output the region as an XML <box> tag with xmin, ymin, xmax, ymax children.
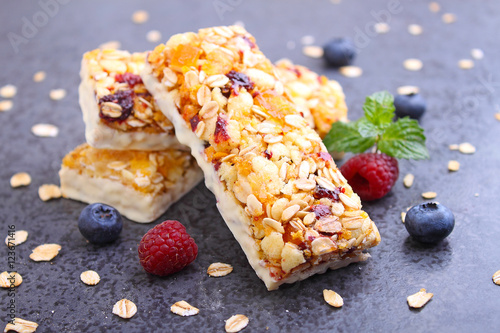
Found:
<box><xmin>141</xmin><ymin>26</ymin><xmax>380</xmax><ymax>290</ymax></box>
<box><xmin>79</xmin><ymin>49</ymin><xmax>186</xmax><ymax>151</ymax></box>
<box><xmin>59</xmin><ymin>144</ymin><xmax>203</xmax><ymax>223</ymax></box>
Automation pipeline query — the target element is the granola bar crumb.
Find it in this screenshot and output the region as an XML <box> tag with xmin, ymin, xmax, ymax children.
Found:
<box><xmin>401</xmin><ymin>212</ymin><xmax>406</xmax><ymax>223</ymax></box>
<box><xmin>493</xmin><ymin>270</ymin><xmax>500</xmax><ymax>285</ymax></box>
<box><xmin>458</xmin><ymin>59</ymin><xmax>474</xmax><ymax>70</ymax></box>
<box><xmin>458</xmin><ymin>142</ymin><xmax>475</xmax><ymax>154</ymax></box>
<box><xmin>407</xmin><ymin>288</ymin><xmax>433</xmax><ymax>308</ymax></box>
<box><xmin>442</xmin><ymin>13</ymin><xmax>457</xmax><ymax>24</ymax></box>
<box><xmin>31</xmin><ymin>123</ymin><xmax>59</xmax><ymax>137</ymax></box>
<box><xmin>397</xmin><ymin>85</ymin><xmax>419</xmax><ymax>95</ymax></box>
<box><xmin>408</xmin><ymin>24</ymin><xmax>423</xmax><ymax>36</ymax></box>
<box><xmin>374</xmin><ymin>22</ymin><xmax>390</xmax><ymax>34</ymax></box>
<box><xmin>146</xmin><ymin>30</ymin><xmax>162</xmax><ymax>43</ymax></box>
<box><xmin>470</xmin><ymin>48</ymin><xmax>484</xmax><ymax>60</ymax></box>
<box><xmin>429</xmin><ymin>2</ymin><xmax>440</xmax><ymax>13</ymax></box>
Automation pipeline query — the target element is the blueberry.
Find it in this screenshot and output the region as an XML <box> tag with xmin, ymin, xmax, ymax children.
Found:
<box><xmin>404</xmin><ymin>203</ymin><xmax>455</xmax><ymax>243</ymax></box>
<box><xmin>394</xmin><ymin>93</ymin><xmax>427</xmax><ymax>119</ymax></box>
<box><xmin>78</xmin><ymin>203</ymin><xmax>123</xmax><ymax>244</ymax></box>
<box><xmin>323</xmin><ymin>38</ymin><xmax>357</xmax><ymax>67</ymax></box>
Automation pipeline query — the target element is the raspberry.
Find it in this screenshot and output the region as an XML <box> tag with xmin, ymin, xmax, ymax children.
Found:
<box><xmin>340</xmin><ymin>153</ymin><xmax>399</xmax><ymax>201</ymax></box>
<box><xmin>138</xmin><ymin>220</ymin><xmax>198</xmax><ymax>276</ymax></box>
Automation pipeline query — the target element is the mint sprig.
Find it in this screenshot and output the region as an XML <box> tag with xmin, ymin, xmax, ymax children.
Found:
<box><xmin>323</xmin><ymin>91</ymin><xmax>429</xmax><ymax>160</ymax></box>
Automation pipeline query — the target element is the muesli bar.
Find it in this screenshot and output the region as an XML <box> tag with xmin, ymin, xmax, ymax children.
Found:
<box><xmin>59</xmin><ymin>143</ymin><xmax>203</xmax><ymax>223</ymax></box>
<box><xmin>275</xmin><ymin>59</ymin><xmax>348</xmax><ymax>138</ymax></box>
<box><xmin>142</xmin><ymin>26</ymin><xmax>380</xmax><ymax>290</ymax></box>
<box><xmin>80</xmin><ymin>49</ymin><xmax>185</xmax><ymax>151</ymax></box>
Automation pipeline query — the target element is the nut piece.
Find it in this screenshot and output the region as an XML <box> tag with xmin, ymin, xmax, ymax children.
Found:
<box><xmin>448</xmin><ymin>160</ymin><xmax>460</xmax><ymax>172</ymax></box>
<box><xmin>207</xmin><ymin>262</ymin><xmax>233</xmax><ymax>277</ymax></box>
<box><xmin>403</xmin><ymin>173</ymin><xmax>414</xmax><ymax>188</ymax></box>
<box><xmin>0</xmin><ymin>84</ymin><xmax>17</xmax><ymax>98</ymax></box>
<box><xmin>4</xmin><ymin>318</ymin><xmax>38</xmax><ymax>333</ymax></box>
<box><xmin>225</xmin><ymin>314</ymin><xmax>249</xmax><ymax>333</ymax></box>
<box><xmin>323</xmin><ymin>289</ymin><xmax>344</xmax><ymax>308</ymax></box>
<box><xmin>458</xmin><ymin>142</ymin><xmax>476</xmax><ymax>154</ymax></box>
<box><xmin>33</xmin><ymin>71</ymin><xmax>46</xmax><ymax>82</ymax></box>
<box><xmin>80</xmin><ymin>270</ymin><xmax>100</xmax><ymax>286</ymax></box>
<box><xmin>5</xmin><ymin>230</ymin><xmax>29</xmax><ymax>247</ymax></box>
<box><xmin>0</xmin><ymin>271</ymin><xmax>23</xmax><ymax>288</ymax></box>
<box><xmin>0</xmin><ymin>100</ymin><xmax>13</xmax><ymax>112</ymax></box>
<box><xmin>170</xmin><ymin>300</ymin><xmax>199</xmax><ymax>317</ymax></box>
<box><xmin>38</xmin><ymin>184</ymin><xmax>61</xmax><ymax>201</ymax></box>
<box><xmin>407</xmin><ymin>288</ymin><xmax>433</xmax><ymax>308</ymax></box>
<box><xmin>112</xmin><ymin>299</ymin><xmax>137</xmax><ymax>319</ymax></box>
<box><xmin>493</xmin><ymin>270</ymin><xmax>500</xmax><ymax>285</ymax></box>
<box><xmin>421</xmin><ymin>191</ymin><xmax>437</xmax><ymax>199</ymax></box>
<box><xmin>403</xmin><ymin>58</ymin><xmax>423</xmax><ymax>71</ymax></box>
<box><xmin>29</xmin><ymin>243</ymin><xmax>61</xmax><ymax>261</ymax></box>
<box><xmin>339</xmin><ymin>66</ymin><xmax>363</xmax><ymax>78</ymax></box>
<box><xmin>302</xmin><ymin>46</ymin><xmax>323</xmax><ymax>58</ymax></box>
<box><xmin>31</xmin><ymin>123</ymin><xmax>59</xmax><ymax>137</ymax></box>
<box><xmin>10</xmin><ymin>172</ymin><xmax>31</xmax><ymax>188</ymax></box>
<box><xmin>49</xmin><ymin>88</ymin><xmax>66</xmax><ymax>100</ymax></box>
<box><xmin>131</xmin><ymin>10</ymin><xmax>149</xmax><ymax>24</ymax></box>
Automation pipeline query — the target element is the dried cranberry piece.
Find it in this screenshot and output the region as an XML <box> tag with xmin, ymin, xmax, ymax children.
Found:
<box><xmin>242</xmin><ymin>36</ymin><xmax>256</xmax><ymax>49</ymax></box>
<box><xmin>264</xmin><ymin>150</ymin><xmax>273</xmax><ymax>159</ymax></box>
<box><xmin>214</xmin><ymin>161</ymin><xmax>221</xmax><ymax>171</ymax></box>
<box><xmin>226</xmin><ymin>70</ymin><xmax>254</xmax><ymax>93</ymax></box>
<box><xmin>98</xmin><ymin>90</ymin><xmax>134</xmax><ymax>122</ymax></box>
<box><xmin>214</xmin><ymin>116</ymin><xmax>230</xmax><ymax>143</ymax></box>
<box><xmin>291</xmin><ymin>67</ymin><xmax>301</xmax><ymax>78</ymax></box>
<box><xmin>115</xmin><ymin>73</ymin><xmax>143</xmax><ymax>87</ymax></box>
<box><xmin>313</xmin><ymin>185</ymin><xmax>344</xmax><ymax>202</ymax></box>
<box><xmin>190</xmin><ymin>115</ymin><xmax>200</xmax><ymax>132</ymax></box>
<box><xmin>318</xmin><ymin>152</ymin><xmax>333</xmax><ymax>162</ymax></box>
<box><xmin>310</xmin><ymin>204</ymin><xmax>331</xmax><ymax>219</ymax></box>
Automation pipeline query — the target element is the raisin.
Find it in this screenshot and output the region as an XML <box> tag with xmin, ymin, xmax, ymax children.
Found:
<box><xmin>214</xmin><ymin>116</ymin><xmax>230</xmax><ymax>143</ymax></box>
<box><xmin>190</xmin><ymin>114</ymin><xmax>200</xmax><ymax>131</ymax></box>
<box><xmin>226</xmin><ymin>70</ymin><xmax>254</xmax><ymax>94</ymax></box>
<box><xmin>115</xmin><ymin>73</ymin><xmax>143</xmax><ymax>87</ymax></box>
<box><xmin>313</xmin><ymin>185</ymin><xmax>344</xmax><ymax>202</ymax></box>
<box><xmin>99</xmin><ymin>90</ymin><xmax>134</xmax><ymax>122</ymax></box>
<box><xmin>310</xmin><ymin>204</ymin><xmax>331</xmax><ymax>219</ymax></box>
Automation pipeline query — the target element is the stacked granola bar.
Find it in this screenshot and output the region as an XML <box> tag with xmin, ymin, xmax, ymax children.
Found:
<box><xmin>59</xmin><ymin>49</ymin><xmax>203</xmax><ymax>223</ymax></box>
<box><xmin>141</xmin><ymin>26</ymin><xmax>380</xmax><ymax>289</ymax></box>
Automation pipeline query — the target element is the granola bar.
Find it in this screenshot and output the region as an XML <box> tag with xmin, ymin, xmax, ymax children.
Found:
<box><xmin>275</xmin><ymin>59</ymin><xmax>348</xmax><ymax>138</ymax></box>
<box><xmin>142</xmin><ymin>26</ymin><xmax>380</xmax><ymax>290</ymax></box>
<box><xmin>59</xmin><ymin>143</ymin><xmax>202</xmax><ymax>223</ymax></box>
<box><xmin>80</xmin><ymin>49</ymin><xmax>185</xmax><ymax>151</ymax></box>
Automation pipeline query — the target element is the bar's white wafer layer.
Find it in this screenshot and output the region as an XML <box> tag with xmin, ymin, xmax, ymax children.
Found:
<box><xmin>59</xmin><ymin>144</ymin><xmax>203</xmax><ymax>223</ymax></box>
<box><xmin>80</xmin><ymin>49</ymin><xmax>185</xmax><ymax>151</ymax></box>
<box><xmin>142</xmin><ymin>26</ymin><xmax>380</xmax><ymax>289</ymax></box>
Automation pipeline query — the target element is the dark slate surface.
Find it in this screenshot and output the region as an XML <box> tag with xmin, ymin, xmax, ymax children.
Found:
<box><xmin>1</xmin><ymin>0</ymin><xmax>499</xmax><ymax>332</ymax></box>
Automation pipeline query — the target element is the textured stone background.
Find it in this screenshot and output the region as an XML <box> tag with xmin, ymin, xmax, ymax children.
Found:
<box><xmin>1</xmin><ymin>0</ymin><xmax>499</xmax><ymax>332</ymax></box>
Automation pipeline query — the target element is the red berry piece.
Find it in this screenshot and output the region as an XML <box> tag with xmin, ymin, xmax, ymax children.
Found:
<box><xmin>138</xmin><ymin>220</ymin><xmax>198</xmax><ymax>276</ymax></box>
<box><xmin>340</xmin><ymin>153</ymin><xmax>399</xmax><ymax>201</ymax></box>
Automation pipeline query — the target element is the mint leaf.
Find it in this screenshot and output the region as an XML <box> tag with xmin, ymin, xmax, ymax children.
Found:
<box><xmin>378</xmin><ymin>118</ymin><xmax>429</xmax><ymax>160</ymax></box>
<box><xmin>362</xmin><ymin>91</ymin><xmax>395</xmax><ymax>128</ymax></box>
<box><xmin>323</xmin><ymin>121</ymin><xmax>376</xmax><ymax>153</ymax></box>
<box><xmin>357</xmin><ymin>118</ymin><xmax>382</xmax><ymax>138</ymax></box>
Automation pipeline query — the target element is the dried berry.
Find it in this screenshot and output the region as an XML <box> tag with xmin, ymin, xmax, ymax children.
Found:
<box><xmin>313</xmin><ymin>185</ymin><xmax>344</xmax><ymax>201</ymax></box>
<box><xmin>115</xmin><ymin>73</ymin><xmax>143</xmax><ymax>87</ymax></box>
<box><xmin>214</xmin><ymin>116</ymin><xmax>230</xmax><ymax>143</ymax></box>
<box><xmin>226</xmin><ymin>70</ymin><xmax>254</xmax><ymax>93</ymax></box>
<box><xmin>310</xmin><ymin>204</ymin><xmax>331</xmax><ymax>219</ymax></box>
<box><xmin>190</xmin><ymin>114</ymin><xmax>200</xmax><ymax>131</ymax></box>
<box><xmin>99</xmin><ymin>90</ymin><xmax>134</xmax><ymax>122</ymax></box>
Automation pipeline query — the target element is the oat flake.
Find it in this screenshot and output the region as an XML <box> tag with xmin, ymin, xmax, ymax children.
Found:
<box><xmin>408</xmin><ymin>24</ymin><xmax>423</xmax><ymax>36</ymax></box>
<box><xmin>302</xmin><ymin>46</ymin><xmax>323</xmax><ymax>58</ymax></box>
<box><xmin>493</xmin><ymin>270</ymin><xmax>500</xmax><ymax>285</ymax></box>
<box><xmin>33</xmin><ymin>71</ymin><xmax>46</xmax><ymax>82</ymax></box>
<box><xmin>49</xmin><ymin>88</ymin><xmax>66</xmax><ymax>100</ymax></box>
<box><xmin>4</xmin><ymin>317</ymin><xmax>38</xmax><ymax>333</ymax></box>
<box><xmin>38</xmin><ymin>184</ymin><xmax>61</xmax><ymax>201</ymax></box>
<box><xmin>397</xmin><ymin>85</ymin><xmax>419</xmax><ymax>95</ymax></box>
<box><xmin>403</xmin><ymin>173</ymin><xmax>414</xmax><ymax>188</ymax></box>
<box><xmin>10</xmin><ymin>172</ymin><xmax>32</xmax><ymax>188</ymax></box>
<box><xmin>407</xmin><ymin>288</ymin><xmax>433</xmax><ymax>308</ymax></box>
<box><xmin>429</xmin><ymin>2</ymin><xmax>441</xmax><ymax>13</ymax></box>
<box><xmin>0</xmin><ymin>271</ymin><xmax>23</xmax><ymax>288</ymax></box>
<box><xmin>339</xmin><ymin>66</ymin><xmax>363</xmax><ymax>78</ymax></box>
<box><xmin>401</xmin><ymin>212</ymin><xmax>406</xmax><ymax>223</ymax></box>
<box><xmin>470</xmin><ymin>48</ymin><xmax>484</xmax><ymax>60</ymax></box>
<box><xmin>225</xmin><ymin>314</ymin><xmax>249</xmax><ymax>333</ymax></box>
<box><xmin>0</xmin><ymin>84</ymin><xmax>17</xmax><ymax>98</ymax></box>
<box><xmin>495</xmin><ymin>113</ymin><xmax>500</xmax><ymax>121</ymax></box>
<box><xmin>32</xmin><ymin>123</ymin><xmax>59</xmax><ymax>137</ymax></box>
<box><xmin>448</xmin><ymin>160</ymin><xmax>460</xmax><ymax>172</ymax></box>
<box><xmin>207</xmin><ymin>262</ymin><xmax>234</xmax><ymax>277</ymax></box>
<box><xmin>0</xmin><ymin>100</ymin><xmax>13</xmax><ymax>112</ymax></box>
<box><xmin>374</xmin><ymin>22</ymin><xmax>390</xmax><ymax>34</ymax></box>
<box><xmin>422</xmin><ymin>191</ymin><xmax>437</xmax><ymax>199</ymax></box>
<box><xmin>323</xmin><ymin>289</ymin><xmax>344</xmax><ymax>308</ymax></box>
<box><xmin>458</xmin><ymin>59</ymin><xmax>474</xmax><ymax>70</ymax></box>
<box><xmin>442</xmin><ymin>13</ymin><xmax>457</xmax><ymax>24</ymax></box>
<box><xmin>113</xmin><ymin>299</ymin><xmax>137</xmax><ymax>319</ymax></box>
<box><xmin>5</xmin><ymin>230</ymin><xmax>29</xmax><ymax>247</ymax></box>
<box><xmin>403</xmin><ymin>59</ymin><xmax>423</xmax><ymax>71</ymax></box>
<box><xmin>80</xmin><ymin>270</ymin><xmax>100</xmax><ymax>286</ymax></box>
<box><xmin>132</xmin><ymin>10</ymin><xmax>149</xmax><ymax>24</ymax></box>
<box><xmin>29</xmin><ymin>243</ymin><xmax>61</xmax><ymax>261</ymax></box>
<box><xmin>458</xmin><ymin>142</ymin><xmax>476</xmax><ymax>154</ymax></box>
<box><xmin>146</xmin><ymin>30</ymin><xmax>162</xmax><ymax>43</ymax></box>
<box><xmin>170</xmin><ymin>300</ymin><xmax>199</xmax><ymax>317</ymax></box>
<box><xmin>99</xmin><ymin>40</ymin><xmax>121</xmax><ymax>50</ymax></box>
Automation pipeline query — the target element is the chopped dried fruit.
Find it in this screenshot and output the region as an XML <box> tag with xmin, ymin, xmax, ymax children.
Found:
<box><xmin>226</xmin><ymin>70</ymin><xmax>254</xmax><ymax>93</ymax></box>
<box><xmin>313</xmin><ymin>185</ymin><xmax>343</xmax><ymax>201</ymax></box>
<box><xmin>115</xmin><ymin>73</ymin><xmax>143</xmax><ymax>87</ymax></box>
<box><xmin>214</xmin><ymin>116</ymin><xmax>230</xmax><ymax>143</ymax></box>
